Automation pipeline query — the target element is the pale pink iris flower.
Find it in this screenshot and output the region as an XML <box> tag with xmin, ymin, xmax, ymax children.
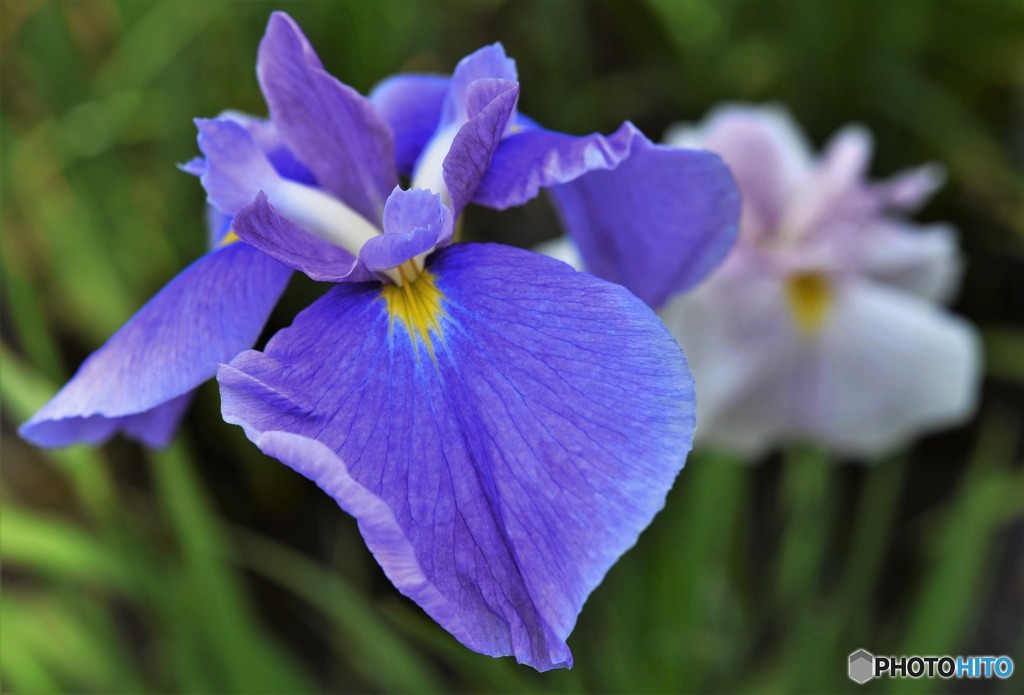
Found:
<box><xmin>542</xmin><ymin>104</ymin><xmax>981</xmax><ymax>457</ymax></box>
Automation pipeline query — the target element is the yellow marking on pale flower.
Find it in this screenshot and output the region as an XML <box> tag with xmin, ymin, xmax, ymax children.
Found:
<box><xmin>220</xmin><ymin>229</ymin><xmax>240</xmax><ymax>246</ymax></box>
<box><xmin>785</xmin><ymin>272</ymin><xmax>832</xmax><ymax>334</ymax></box>
<box><xmin>382</xmin><ymin>266</ymin><xmax>447</xmax><ymax>359</ymax></box>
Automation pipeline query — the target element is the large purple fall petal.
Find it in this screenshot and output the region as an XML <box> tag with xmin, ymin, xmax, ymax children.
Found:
<box><xmin>370</xmin><ymin>75</ymin><xmax>451</xmax><ymax>176</ymax></box>
<box><xmin>479</xmin><ymin>123</ymin><xmax>739</xmax><ymax>308</ymax></box>
<box><xmin>20</xmin><ymin>392</ymin><xmax>193</xmax><ymax>449</ymax></box>
<box><xmin>218</xmin><ymin>243</ymin><xmax>694</xmax><ymax>670</ymax></box>
<box><xmin>257</xmin><ymin>12</ymin><xmax>396</xmax><ymax>220</ymax></box>
<box><xmin>21</xmin><ymin>243</ymin><xmax>291</xmax><ymax>448</ymax></box>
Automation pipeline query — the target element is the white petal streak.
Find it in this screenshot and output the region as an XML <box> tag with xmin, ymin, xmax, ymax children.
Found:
<box><xmin>411</xmin><ymin>124</ymin><xmax>459</xmax><ymax>207</ymax></box>
<box><xmin>533</xmin><ymin>237</ymin><xmax>584</xmax><ymax>270</ymax></box>
<box><xmin>269</xmin><ymin>179</ymin><xmax>383</xmax><ymax>258</ymax></box>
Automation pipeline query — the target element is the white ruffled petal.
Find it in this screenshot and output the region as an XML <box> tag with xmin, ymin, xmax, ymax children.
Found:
<box><xmin>661</xmin><ymin>269</ymin><xmax>802</xmax><ymax>455</ymax></box>
<box><xmin>857</xmin><ymin>221</ymin><xmax>962</xmax><ymax>303</ymax></box>
<box><xmin>664</xmin><ymin>103</ymin><xmax>813</xmax><ymax>241</ymax></box>
<box><xmin>808</xmin><ymin>279</ymin><xmax>981</xmax><ymax>455</ymax></box>
<box><xmin>779</xmin><ymin>124</ymin><xmax>873</xmax><ymax>242</ymax></box>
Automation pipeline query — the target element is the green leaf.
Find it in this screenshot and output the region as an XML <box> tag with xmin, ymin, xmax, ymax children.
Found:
<box><xmin>148</xmin><ymin>439</ymin><xmax>317</xmax><ymax>694</ymax></box>
<box><xmin>228</xmin><ymin>528</ymin><xmax>447</xmax><ymax>694</ymax></box>
<box><xmin>982</xmin><ymin>326</ymin><xmax>1024</xmax><ymax>385</ymax></box>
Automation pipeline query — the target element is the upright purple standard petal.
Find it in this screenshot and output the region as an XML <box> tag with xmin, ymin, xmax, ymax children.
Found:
<box><xmin>443</xmin><ymin>79</ymin><xmax>520</xmax><ymax>214</ymax></box>
<box><xmin>21</xmin><ymin>243</ymin><xmax>291</xmax><ymax>447</ymax></box>
<box><xmin>370</xmin><ymin>75</ymin><xmax>450</xmax><ymax>175</ymax></box>
<box><xmin>441</xmin><ymin>43</ymin><xmax>518</xmax><ymax>126</ymax></box>
<box><xmin>218</xmin><ymin>243</ymin><xmax>694</xmax><ymax>670</ymax></box>
<box><xmin>257</xmin><ymin>12</ymin><xmax>396</xmax><ymax>220</ymax></box>
<box><xmin>360</xmin><ymin>188</ymin><xmax>453</xmax><ymax>272</ymax></box>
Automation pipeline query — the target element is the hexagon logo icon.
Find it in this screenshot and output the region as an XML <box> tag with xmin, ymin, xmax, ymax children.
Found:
<box><xmin>849</xmin><ymin>649</ymin><xmax>875</xmax><ymax>684</ymax></box>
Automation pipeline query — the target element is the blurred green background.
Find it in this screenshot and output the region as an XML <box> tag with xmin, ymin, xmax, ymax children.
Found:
<box><xmin>2</xmin><ymin>1</ymin><xmax>1023</xmax><ymax>693</ymax></box>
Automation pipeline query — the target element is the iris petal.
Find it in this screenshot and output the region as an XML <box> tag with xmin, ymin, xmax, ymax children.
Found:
<box><xmin>858</xmin><ymin>221</ymin><xmax>961</xmax><ymax>303</ymax></box>
<box><xmin>360</xmin><ymin>188</ymin><xmax>454</xmax><ymax>272</ymax></box>
<box><xmin>810</xmin><ymin>280</ymin><xmax>981</xmax><ymax>454</ymax></box>
<box><xmin>545</xmin><ymin>126</ymin><xmax>740</xmax><ymax>308</ymax></box>
<box><xmin>218</xmin><ymin>243</ymin><xmax>694</xmax><ymax>670</ymax></box>
<box><xmin>232</xmin><ymin>192</ymin><xmax>376</xmax><ymax>283</ymax></box>
<box><xmin>21</xmin><ymin>244</ymin><xmax>291</xmax><ymax>447</ymax></box>
<box><xmin>442</xmin><ymin>79</ymin><xmax>520</xmax><ymax>215</ymax></box>
<box><xmin>257</xmin><ymin>12</ymin><xmax>396</xmax><ymax>220</ymax></box>
<box><xmin>664</xmin><ymin>104</ymin><xmax>814</xmax><ymax>240</ymax></box>
<box><xmin>214</xmin><ymin>111</ymin><xmax>318</xmax><ymax>186</ymax></box>
<box><xmin>474</xmin><ymin>123</ymin><xmax>739</xmax><ymax>307</ymax></box>
<box><xmin>370</xmin><ymin>75</ymin><xmax>451</xmax><ymax>176</ymax></box>
<box><xmin>473</xmin><ymin>123</ymin><xmax>639</xmax><ymax>209</ymax></box>
<box><xmin>442</xmin><ymin>43</ymin><xmax>518</xmax><ymax>126</ymax></box>
<box><xmin>194</xmin><ymin>117</ymin><xmax>282</xmax><ymax>216</ymax></box>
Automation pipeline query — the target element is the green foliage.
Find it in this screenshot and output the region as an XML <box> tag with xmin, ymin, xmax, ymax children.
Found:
<box><xmin>2</xmin><ymin>0</ymin><xmax>1022</xmax><ymax>692</ymax></box>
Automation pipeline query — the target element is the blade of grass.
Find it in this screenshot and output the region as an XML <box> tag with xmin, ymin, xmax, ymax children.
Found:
<box><xmin>1</xmin><ymin>506</ymin><xmax>138</xmax><ymax>591</ymax></box>
<box><xmin>982</xmin><ymin>326</ymin><xmax>1024</xmax><ymax>385</ymax></box>
<box><xmin>892</xmin><ymin>409</ymin><xmax>1024</xmax><ymax>695</ymax></box>
<box><xmin>840</xmin><ymin>456</ymin><xmax>909</xmax><ymax>636</ymax></box>
<box><xmin>2</xmin><ymin>346</ymin><xmax>269</xmax><ymax>692</ymax></box>
<box><xmin>774</xmin><ymin>447</ymin><xmax>839</xmax><ymax>692</ymax></box>
<box><xmin>0</xmin><ymin>343</ymin><xmax>117</xmax><ymax>524</ymax></box>
<box><xmin>8</xmin><ymin>125</ymin><xmax>135</xmax><ymax>339</ymax></box>
<box><xmin>775</xmin><ymin>456</ymin><xmax>911</xmax><ymax>694</ymax></box>
<box><xmin>0</xmin><ymin>593</ymin><xmax>144</xmax><ymax>693</ymax></box>
<box><xmin>377</xmin><ymin>598</ymin><xmax>547</xmax><ymax>693</ymax></box>
<box><xmin>645</xmin><ymin>450</ymin><xmax>750</xmax><ymax>693</ymax></box>
<box><xmin>228</xmin><ymin>527</ymin><xmax>447</xmax><ymax>694</ymax></box>
<box><xmin>775</xmin><ymin>447</ymin><xmax>832</xmax><ymax>610</ymax></box>
<box><xmin>0</xmin><ymin>601</ymin><xmax>63</xmax><ymax>695</ymax></box>
<box><xmin>94</xmin><ymin>0</ymin><xmax>225</xmax><ymax>95</ymax></box>
<box><xmin>60</xmin><ymin>584</ymin><xmax>150</xmax><ymax>692</ymax></box>
<box><xmin>148</xmin><ymin>438</ymin><xmax>316</xmax><ymax>694</ymax></box>
<box><xmin>1</xmin><ymin>259</ymin><xmax>65</xmax><ymax>383</ymax></box>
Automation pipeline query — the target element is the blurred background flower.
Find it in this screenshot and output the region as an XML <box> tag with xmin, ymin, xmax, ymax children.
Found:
<box><xmin>661</xmin><ymin>104</ymin><xmax>980</xmax><ymax>457</ymax></box>
<box><xmin>2</xmin><ymin>1</ymin><xmax>1022</xmax><ymax>693</ymax></box>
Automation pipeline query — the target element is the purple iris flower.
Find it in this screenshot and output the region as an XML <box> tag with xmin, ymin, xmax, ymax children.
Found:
<box><xmin>21</xmin><ymin>11</ymin><xmax>740</xmax><ymax>670</ymax></box>
<box><xmin>17</xmin><ymin>122</ymin><xmax>295</xmax><ymax>447</ymax></box>
<box><xmin>372</xmin><ymin>48</ymin><xmax>740</xmax><ymax>307</ymax></box>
